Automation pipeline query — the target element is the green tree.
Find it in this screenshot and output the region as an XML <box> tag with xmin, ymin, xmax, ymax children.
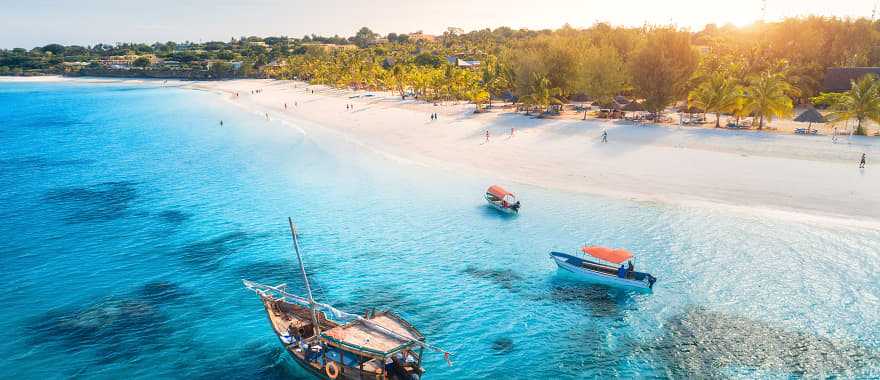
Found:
<box><xmin>351</xmin><ymin>27</ymin><xmax>377</xmax><ymax>48</ymax></box>
<box><xmin>812</xmin><ymin>74</ymin><xmax>880</xmax><ymax>136</ymax></box>
<box><xmin>520</xmin><ymin>73</ymin><xmax>563</xmax><ymax>114</ymax></box>
<box><xmin>132</xmin><ymin>56</ymin><xmax>151</xmax><ymax>69</ymax></box>
<box><xmin>743</xmin><ymin>71</ymin><xmax>795</xmax><ymax>129</ymax></box>
<box><xmin>688</xmin><ymin>73</ymin><xmax>743</xmax><ymax>128</ymax></box>
<box><xmin>578</xmin><ymin>44</ymin><xmax>626</xmax><ymax>119</ymax></box>
<box><xmin>629</xmin><ymin>28</ymin><xmax>699</xmax><ymax>115</ymax></box>
<box><xmin>391</xmin><ymin>64</ymin><xmax>409</xmax><ymax>99</ymax></box>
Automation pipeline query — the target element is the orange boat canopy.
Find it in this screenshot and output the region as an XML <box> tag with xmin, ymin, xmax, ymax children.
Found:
<box><xmin>486</xmin><ymin>185</ymin><xmax>514</xmax><ymax>199</ymax></box>
<box><xmin>581</xmin><ymin>246</ymin><xmax>633</xmax><ymax>264</ymax></box>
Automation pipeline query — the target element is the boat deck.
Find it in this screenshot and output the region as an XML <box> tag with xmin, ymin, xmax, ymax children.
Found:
<box><xmin>323</xmin><ymin>313</ymin><xmax>420</xmax><ymax>354</ymax></box>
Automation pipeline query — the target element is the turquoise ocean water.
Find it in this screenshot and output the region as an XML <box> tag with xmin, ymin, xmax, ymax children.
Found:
<box><xmin>1</xmin><ymin>81</ymin><xmax>879</xmax><ymax>379</ymax></box>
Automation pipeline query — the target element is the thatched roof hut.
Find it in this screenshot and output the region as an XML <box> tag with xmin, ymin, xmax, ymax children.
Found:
<box><xmin>794</xmin><ymin>107</ymin><xmax>825</xmax><ymax>123</ymax></box>
<box><xmin>622</xmin><ymin>101</ymin><xmax>645</xmax><ymax>111</ymax></box>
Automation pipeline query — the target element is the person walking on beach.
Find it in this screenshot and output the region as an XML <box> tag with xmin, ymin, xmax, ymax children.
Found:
<box><xmin>485</xmin><ymin>130</ymin><xmax>490</xmax><ymax>143</ymax></box>
<box><xmin>601</xmin><ymin>130</ymin><xmax>608</xmax><ymax>143</ymax></box>
<box><xmin>511</xmin><ymin>127</ymin><xmax>515</xmax><ymax>137</ymax></box>
<box><xmin>860</xmin><ymin>153</ymin><xmax>867</xmax><ymax>168</ymax></box>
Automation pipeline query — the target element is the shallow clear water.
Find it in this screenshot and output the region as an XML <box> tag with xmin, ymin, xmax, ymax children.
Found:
<box><xmin>1</xmin><ymin>81</ymin><xmax>879</xmax><ymax>379</ymax></box>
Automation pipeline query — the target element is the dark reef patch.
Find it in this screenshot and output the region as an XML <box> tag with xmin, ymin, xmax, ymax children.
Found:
<box><xmin>137</xmin><ymin>281</ymin><xmax>193</xmax><ymax>305</ymax></box>
<box><xmin>461</xmin><ymin>266</ymin><xmax>523</xmax><ymax>292</ymax></box>
<box><xmin>648</xmin><ymin>307</ymin><xmax>880</xmax><ymax>378</ymax></box>
<box><xmin>176</xmin><ymin>231</ymin><xmax>260</xmax><ymax>270</ymax></box>
<box><xmin>157</xmin><ymin>209</ymin><xmax>191</xmax><ymax>225</ymax></box>
<box><xmin>542</xmin><ymin>283</ymin><xmax>628</xmax><ymax>318</ymax></box>
<box><xmin>24</xmin><ymin>280</ymin><xmax>192</xmax><ymax>362</ymax></box>
<box><xmin>43</xmin><ymin>181</ymin><xmax>138</xmax><ymax>223</ymax></box>
<box><xmin>491</xmin><ymin>337</ymin><xmax>515</xmax><ymax>355</ymax></box>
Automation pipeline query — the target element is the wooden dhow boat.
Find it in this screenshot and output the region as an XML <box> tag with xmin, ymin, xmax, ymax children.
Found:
<box><xmin>484</xmin><ymin>185</ymin><xmax>520</xmax><ymax>214</ymax></box>
<box><xmin>550</xmin><ymin>246</ymin><xmax>657</xmax><ymax>291</ymax></box>
<box><xmin>243</xmin><ymin>218</ymin><xmax>452</xmax><ymax>380</ymax></box>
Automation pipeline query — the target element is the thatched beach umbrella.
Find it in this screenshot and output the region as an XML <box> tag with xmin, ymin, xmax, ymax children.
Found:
<box><xmin>794</xmin><ymin>107</ymin><xmax>826</xmax><ymax>132</ymax></box>
<box><xmin>622</xmin><ymin>101</ymin><xmax>645</xmax><ymax>112</ymax></box>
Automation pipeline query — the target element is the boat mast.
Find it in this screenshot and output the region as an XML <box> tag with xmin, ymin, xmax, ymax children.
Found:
<box><xmin>288</xmin><ymin>217</ymin><xmax>322</xmax><ymax>338</ymax></box>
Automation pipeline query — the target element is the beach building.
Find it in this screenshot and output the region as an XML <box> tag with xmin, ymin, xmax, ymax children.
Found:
<box><xmin>822</xmin><ymin>67</ymin><xmax>880</xmax><ymax>92</ymax></box>
<box><xmin>300</xmin><ymin>43</ymin><xmax>358</xmax><ymax>52</ymax></box>
<box><xmin>445</xmin><ymin>56</ymin><xmax>481</xmax><ymax>68</ymax></box>
<box><xmin>408</xmin><ymin>32</ymin><xmax>436</xmax><ymax>42</ymax></box>
<box><xmin>97</xmin><ymin>54</ymin><xmax>158</xmax><ymax>67</ymax></box>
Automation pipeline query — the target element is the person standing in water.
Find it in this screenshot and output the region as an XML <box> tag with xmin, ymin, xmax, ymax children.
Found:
<box><xmin>219</xmin><ymin>120</ymin><xmax>223</xmax><ymax>126</ymax></box>
<box><xmin>860</xmin><ymin>153</ymin><xmax>867</xmax><ymax>168</ymax></box>
<box><xmin>602</xmin><ymin>130</ymin><xmax>608</xmax><ymax>143</ymax></box>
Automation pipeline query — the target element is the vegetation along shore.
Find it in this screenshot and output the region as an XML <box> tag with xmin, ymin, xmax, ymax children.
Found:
<box><xmin>4</xmin><ymin>18</ymin><xmax>880</xmax><ymax>135</ymax></box>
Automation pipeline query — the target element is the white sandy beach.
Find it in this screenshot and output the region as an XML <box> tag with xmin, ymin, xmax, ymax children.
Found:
<box><xmin>6</xmin><ymin>76</ymin><xmax>879</xmax><ymax>225</ymax></box>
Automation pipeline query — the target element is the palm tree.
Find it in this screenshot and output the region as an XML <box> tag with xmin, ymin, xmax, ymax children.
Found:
<box><xmin>743</xmin><ymin>71</ymin><xmax>796</xmax><ymax>129</ymax></box>
<box><xmin>812</xmin><ymin>74</ymin><xmax>880</xmax><ymax>136</ymax></box>
<box><xmin>521</xmin><ymin>73</ymin><xmax>563</xmax><ymax>115</ymax></box>
<box><xmin>688</xmin><ymin>73</ymin><xmax>743</xmax><ymax>128</ymax></box>
<box><xmin>391</xmin><ymin>64</ymin><xmax>408</xmax><ymax>99</ymax></box>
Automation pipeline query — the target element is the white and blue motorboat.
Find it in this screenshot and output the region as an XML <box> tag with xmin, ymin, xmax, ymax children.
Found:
<box><xmin>550</xmin><ymin>246</ymin><xmax>657</xmax><ymax>291</ymax></box>
<box><xmin>485</xmin><ymin>185</ymin><xmax>520</xmax><ymax>214</ymax></box>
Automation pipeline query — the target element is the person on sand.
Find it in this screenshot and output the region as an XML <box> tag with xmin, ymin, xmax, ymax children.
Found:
<box><xmin>511</xmin><ymin>127</ymin><xmax>515</xmax><ymax>137</ymax></box>
<box><xmin>284</xmin><ymin>103</ymin><xmax>287</xmax><ymax>109</ymax></box>
<box><xmin>485</xmin><ymin>130</ymin><xmax>490</xmax><ymax>143</ymax></box>
<box><xmin>602</xmin><ymin>130</ymin><xmax>608</xmax><ymax>143</ymax></box>
<box><xmin>860</xmin><ymin>153</ymin><xmax>867</xmax><ymax>168</ymax></box>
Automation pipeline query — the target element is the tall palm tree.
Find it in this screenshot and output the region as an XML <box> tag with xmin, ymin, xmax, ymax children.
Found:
<box><xmin>391</xmin><ymin>64</ymin><xmax>409</xmax><ymax>99</ymax></box>
<box><xmin>743</xmin><ymin>71</ymin><xmax>796</xmax><ymax>129</ymax></box>
<box><xmin>521</xmin><ymin>73</ymin><xmax>563</xmax><ymax>115</ymax></box>
<box><xmin>688</xmin><ymin>73</ymin><xmax>743</xmax><ymax>128</ymax></box>
<box><xmin>812</xmin><ymin>74</ymin><xmax>880</xmax><ymax>136</ymax></box>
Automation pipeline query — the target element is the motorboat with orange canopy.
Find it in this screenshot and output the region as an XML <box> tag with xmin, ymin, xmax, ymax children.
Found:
<box><xmin>550</xmin><ymin>246</ymin><xmax>657</xmax><ymax>290</ymax></box>
<box><xmin>243</xmin><ymin>219</ymin><xmax>453</xmax><ymax>380</ymax></box>
<box><xmin>484</xmin><ymin>185</ymin><xmax>520</xmax><ymax>214</ymax></box>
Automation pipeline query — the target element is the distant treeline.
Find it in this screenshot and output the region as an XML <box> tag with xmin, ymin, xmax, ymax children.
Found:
<box><xmin>4</xmin><ymin>18</ymin><xmax>880</xmax><ymax>133</ymax></box>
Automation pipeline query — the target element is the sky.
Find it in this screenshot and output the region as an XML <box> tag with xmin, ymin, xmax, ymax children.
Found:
<box><xmin>1</xmin><ymin>0</ymin><xmax>876</xmax><ymax>49</ymax></box>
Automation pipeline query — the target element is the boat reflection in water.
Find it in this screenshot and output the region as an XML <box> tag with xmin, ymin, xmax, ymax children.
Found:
<box><xmin>243</xmin><ymin>218</ymin><xmax>452</xmax><ymax>380</ymax></box>
<box><xmin>550</xmin><ymin>246</ymin><xmax>657</xmax><ymax>291</ymax></box>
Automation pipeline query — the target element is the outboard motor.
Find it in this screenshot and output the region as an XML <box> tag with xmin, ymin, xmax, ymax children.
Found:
<box><xmin>511</xmin><ymin>201</ymin><xmax>521</xmax><ymax>212</ymax></box>
<box><xmin>647</xmin><ymin>275</ymin><xmax>657</xmax><ymax>289</ymax></box>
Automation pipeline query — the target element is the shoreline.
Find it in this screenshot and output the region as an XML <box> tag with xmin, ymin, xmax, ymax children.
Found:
<box><xmin>5</xmin><ymin>76</ymin><xmax>879</xmax><ymax>226</ymax></box>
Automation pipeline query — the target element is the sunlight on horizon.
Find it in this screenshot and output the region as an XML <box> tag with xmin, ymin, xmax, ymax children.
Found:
<box><xmin>1</xmin><ymin>0</ymin><xmax>875</xmax><ymax>48</ymax></box>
